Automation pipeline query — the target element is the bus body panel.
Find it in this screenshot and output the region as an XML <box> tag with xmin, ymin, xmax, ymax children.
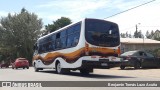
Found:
<box><xmin>32</xmin><ymin>18</ymin><xmax>120</xmax><ymax>71</ymax></box>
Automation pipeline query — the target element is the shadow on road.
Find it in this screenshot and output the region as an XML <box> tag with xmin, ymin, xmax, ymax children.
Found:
<box><xmin>38</xmin><ymin>70</ymin><xmax>135</xmax><ymax>79</ymax></box>
<box><xmin>0</xmin><ymin>67</ymin><xmax>12</xmax><ymax>69</ymax></box>
<box><xmin>118</xmin><ymin>67</ymin><xmax>160</xmax><ymax>70</ymax></box>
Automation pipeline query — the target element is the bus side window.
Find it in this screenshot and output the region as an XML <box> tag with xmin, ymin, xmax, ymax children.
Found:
<box><xmin>72</xmin><ymin>33</ymin><xmax>79</xmax><ymax>46</ymax></box>
<box><xmin>38</xmin><ymin>44</ymin><xmax>43</xmax><ymax>54</ymax></box>
<box><xmin>60</xmin><ymin>30</ymin><xmax>67</xmax><ymax>49</ymax></box>
<box><xmin>50</xmin><ymin>34</ymin><xmax>56</xmax><ymax>51</ymax></box>
<box><xmin>46</xmin><ymin>41</ymin><xmax>52</xmax><ymax>52</ymax></box>
<box><xmin>51</xmin><ymin>41</ymin><xmax>55</xmax><ymax>51</ymax></box>
<box><xmin>42</xmin><ymin>44</ymin><xmax>46</xmax><ymax>53</ymax></box>
<box><xmin>67</xmin><ymin>37</ymin><xmax>71</xmax><ymax>48</ymax></box>
<box><xmin>60</xmin><ymin>37</ymin><xmax>66</xmax><ymax>49</ymax></box>
<box><xmin>55</xmin><ymin>33</ymin><xmax>61</xmax><ymax>49</ymax></box>
<box><xmin>55</xmin><ymin>39</ymin><xmax>61</xmax><ymax>49</ymax></box>
<box><xmin>56</xmin><ymin>33</ymin><xmax>60</xmax><ymax>39</ymax></box>
<box><xmin>74</xmin><ymin>23</ymin><xmax>81</xmax><ymax>32</ymax></box>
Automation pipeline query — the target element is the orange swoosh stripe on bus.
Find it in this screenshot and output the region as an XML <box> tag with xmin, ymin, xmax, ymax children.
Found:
<box><xmin>33</xmin><ymin>47</ymin><xmax>118</xmax><ymax>65</ymax></box>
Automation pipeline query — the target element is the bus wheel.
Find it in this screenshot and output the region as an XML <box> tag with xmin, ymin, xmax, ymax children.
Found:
<box><xmin>56</xmin><ymin>62</ymin><xmax>65</xmax><ymax>74</ymax></box>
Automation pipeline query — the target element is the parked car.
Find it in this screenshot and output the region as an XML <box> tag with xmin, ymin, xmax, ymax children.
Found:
<box><xmin>0</xmin><ymin>63</ymin><xmax>10</xmax><ymax>68</ymax></box>
<box><xmin>120</xmin><ymin>50</ymin><xmax>160</xmax><ymax>69</ymax></box>
<box><xmin>12</xmin><ymin>58</ymin><xmax>29</xmax><ymax>69</ymax></box>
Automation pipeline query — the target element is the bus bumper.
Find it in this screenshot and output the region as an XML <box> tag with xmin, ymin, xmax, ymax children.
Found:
<box><xmin>80</xmin><ymin>60</ymin><xmax>110</xmax><ymax>69</ymax></box>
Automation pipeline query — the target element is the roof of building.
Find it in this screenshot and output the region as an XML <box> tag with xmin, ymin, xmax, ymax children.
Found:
<box><xmin>121</xmin><ymin>38</ymin><xmax>160</xmax><ymax>44</ymax></box>
<box><xmin>151</xmin><ymin>30</ymin><xmax>160</xmax><ymax>39</ymax></box>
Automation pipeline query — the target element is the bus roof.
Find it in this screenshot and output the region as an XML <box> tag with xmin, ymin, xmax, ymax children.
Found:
<box><xmin>38</xmin><ymin>18</ymin><xmax>115</xmax><ymax>41</ymax></box>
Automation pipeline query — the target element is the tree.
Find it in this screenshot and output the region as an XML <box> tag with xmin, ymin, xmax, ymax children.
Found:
<box><xmin>151</xmin><ymin>30</ymin><xmax>154</xmax><ymax>37</ymax></box>
<box><xmin>134</xmin><ymin>30</ymin><xmax>143</xmax><ymax>38</ymax></box>
<box><xmin>145</xmin><ymin>30</ymin><xmax>150</xmax><ymax>38</ymax></box>
<box><xmin>134</xmin><ymin>29</ymin><xmax>138</xmax><ymax>38</ymax></box>
<box><xmin>120</xmin><ymin>33</ymin><xmax>126</xmax><ymax>38</ymax></box>
<box><xmin>138</xmin><ymin>30</ymin><xmax>143</xmax><ymax>38</ymax></box>
<box><xmin>125</xmin><ymin>32</ymin><xmax>129</xmax><ymax>38</ymax></box>
<box><xmin>45</xmin><ymin>17</ymin><xmax>72</xmax><ymax>33</ymax></box>
<box><xmin>0</xmin><ymin>8</ymin><xmax>42</xmax><ymax>63</ymax></box>
<box><xmin>128</xmin><ymin>33</ymin><xmax>132</xmax><ymax>38</ymax></box>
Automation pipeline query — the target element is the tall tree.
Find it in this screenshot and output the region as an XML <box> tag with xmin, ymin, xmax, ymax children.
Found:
<box><xmin>134</xmin><ymin>30</ymin><xmax>143</xmax><ymax>38</ymax></box>
<box><xmin>120</xmin><ymin>33</ymin><xmax>126</xmax><ymax>38</ymax></box>
<box><xmin>125</xmin><ymin>32</ymin><xmax>129</xmax><ymax>38</ymax></box>
<box><xmin>138</xmin><ymin>30</ymin><xmax>143</xmax><ymax>38</ymax></box>
<box><xmin>134</xmin><ymin>29</ymin><xmax>138</xmax><ymax>38</ymax></box>
<box><xmin>151</xmin><ymin>30</ymin><xmax>154</xmax><ymax>37</ymax></box>
<box><xmin>0</xmin><ymin>8</ymin><xmax>42</xmax><ymax>63</ymax></box>
<box><xmin>45</xmin><ymin>17</ymin><xmax>72</xmax><ymax>33</ymax></box>
<box><xmin>145</xmin><ymin>30</ymin><xmax>151</xmax><ymax>39</ymax></box>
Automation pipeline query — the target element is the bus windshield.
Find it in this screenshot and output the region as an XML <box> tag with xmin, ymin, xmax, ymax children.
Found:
<box><xmin>85</xmin><ymin>19</ymin><xmax>120</xmax><ymax>47</ymax></box>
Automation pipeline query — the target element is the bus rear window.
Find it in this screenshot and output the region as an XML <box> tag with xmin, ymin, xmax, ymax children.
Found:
<box><xmin>85</xmin><ymin>19</ymin><xmax>120</xmax><ymax>47</ymax></box>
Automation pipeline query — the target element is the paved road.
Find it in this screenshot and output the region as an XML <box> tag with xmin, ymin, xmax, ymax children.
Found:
<box><xmin>0</xmin><ymin>67</ymin><xmax>160</xmax><ymax>90</ymax></box>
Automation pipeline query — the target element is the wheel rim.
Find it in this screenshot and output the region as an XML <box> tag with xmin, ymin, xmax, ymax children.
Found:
<box><xmin>57</xmin><ymin>63</ymin><xmax>61</xmax><ymax>73</ymax></box>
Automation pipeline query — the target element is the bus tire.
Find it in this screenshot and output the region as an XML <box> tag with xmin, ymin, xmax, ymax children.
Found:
<box><xmin>56</xmin><ymin>62</ymin><xmax>65</xmax><ymax>74</ymax></box>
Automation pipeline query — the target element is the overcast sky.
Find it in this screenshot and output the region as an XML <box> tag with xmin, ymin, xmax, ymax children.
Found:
<box><xmin>0</xmin><ymin>0</ymin><xmax>160</xmax><ymax>35</ymax></box>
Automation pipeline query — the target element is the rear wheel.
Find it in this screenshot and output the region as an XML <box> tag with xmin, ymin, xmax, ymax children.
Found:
<box><xmin>120</xmin><ymin>65</ymin><xmax>125</xmax><ymax>70</ymax></box>
<box><xmin>56</xmin><ymin>62</ymin><xmax>66</xmax><ymax>74</ymax></box>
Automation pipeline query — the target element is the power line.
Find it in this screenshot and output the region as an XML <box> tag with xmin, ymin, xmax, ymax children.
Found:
<box><xmin>104</xmin><ymin>0</ymin><xmax>156</xmax><ymax>19</ymax></box>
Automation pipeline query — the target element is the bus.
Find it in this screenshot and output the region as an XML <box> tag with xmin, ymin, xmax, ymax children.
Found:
<box><xmin>32</xmin><ymin>18</ymin><xmax>120</xmax><ymax>74</ymax></box>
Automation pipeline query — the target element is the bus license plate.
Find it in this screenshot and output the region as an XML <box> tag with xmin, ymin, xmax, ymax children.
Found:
<box><xmin>101</xmin><ymin>63</ymin><xmax>108</xmax><ymax>66</ymax></box>
<box><xmin>99</xmin><ymin>59</ymin><xmax>109</xmax><ymax>62</ymax></box>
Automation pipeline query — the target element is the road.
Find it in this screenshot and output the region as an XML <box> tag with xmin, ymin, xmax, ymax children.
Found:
<box><xmin>0</xmin><ymin>67</ymin><xmax>160</xmax><ymax>90</ymax></box>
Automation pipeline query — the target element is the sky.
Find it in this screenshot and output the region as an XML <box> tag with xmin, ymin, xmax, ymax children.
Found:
<box><xmin>0</xmin><ymin>0</ymin><xmax>160</xmax><ymax>35</ymax></box>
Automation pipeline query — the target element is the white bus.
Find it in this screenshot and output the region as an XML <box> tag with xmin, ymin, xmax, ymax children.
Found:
<box><xmin>32</xmin><ymin>18</ymin><xmax>120</xmax><ymax>74</ymax></box>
